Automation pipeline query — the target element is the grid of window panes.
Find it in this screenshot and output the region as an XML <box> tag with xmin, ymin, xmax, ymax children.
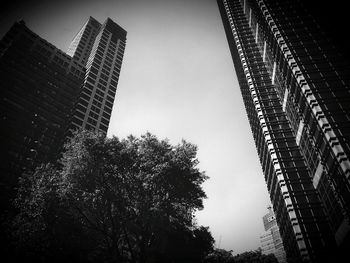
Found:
<box><xmin>67</xmin><ymin>17</ymin><xmax>101</xmax><ymax>66</ymax></box>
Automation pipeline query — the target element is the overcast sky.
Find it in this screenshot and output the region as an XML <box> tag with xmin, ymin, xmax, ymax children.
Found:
<box><xmin>1</xmin><ymin>0</ymin><xmax>271</xmax><ymax>254</ymax></box>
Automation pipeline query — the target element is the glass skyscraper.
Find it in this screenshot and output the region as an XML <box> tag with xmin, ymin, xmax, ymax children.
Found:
<box><xmin>217</xmin><ymin>0</ymin><xmax>350</xmax><ymax>262</ymax></box>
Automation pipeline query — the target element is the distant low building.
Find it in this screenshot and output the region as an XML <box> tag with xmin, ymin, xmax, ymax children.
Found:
<box><xmin>260</xmin><ymin>207</ymin><xmax>286</xmax><ymax>263</ymax></box>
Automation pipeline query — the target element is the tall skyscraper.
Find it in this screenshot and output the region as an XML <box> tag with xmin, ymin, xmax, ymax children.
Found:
<box><xmin>0</xmin><ymin>17</ymin><xmax>126</xmax><ymax>211</ymax></box>
<box><xmin>68</xmin><ymin>17</ymin><xmax>126</xmax><ymax>135</ymax></box>
<box><xmin>217</xmin><ymin>0</ymin><xmax>350</xmax><ymax>262</ymax></box>
<box><xmin>260</xmin><ymin>207</ymin><xmax>286</xmax><ymax>263</ymax></box>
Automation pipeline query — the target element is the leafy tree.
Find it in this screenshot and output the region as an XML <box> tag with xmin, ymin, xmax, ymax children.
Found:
<box><xmin>204</xmin><ymin>249</ymin><xmax>278</xmax><ymax>263</ymax></box>
<box><xmin>156</xmin><ymin>225</ymin><xmax>214</xmax><ymax>263</ymax></box>
<box><xmin>233</xmin><ymin>249</ymin><xmax>278</xmax><ymax>263</ymax></box>
<box><xmin>204</xmin><ymin>248</ymin><xmax>235</xmax><ymax>263</ymax></box>
<box><xmin>12</xmin><ymin>130</ymin><xmax>212</xmax><ymax>262</ymax></box>
<box><xmin>12</xmin><ymin>164</ymin><xmax>101</xmax><ymax>262</ymax></box>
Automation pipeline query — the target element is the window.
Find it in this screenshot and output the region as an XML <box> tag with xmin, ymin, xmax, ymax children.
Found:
<box><xmin>101</xmin><ymin>117</ymin><xmax>109</xmax><ymax>125</ymax></box>
<box><xmin>90</xmin><ymin>67</ymin><xmax>98</xmax><ymax>75</ymax></box>
<box><xmin>75</xmin><ymin>111</ymin><xmax>85</xmax><ymax>119</ymax></box>
<box><xmin>99</xmin><ymin>79</ymin><xmax>107</xmax><ymax>86</ymax></box>
<box><xmin>95</xmin><ymin>95</ymin><xmax>103</xmax><ymax>102</ymax></box>
<box><xmin>104</xmin><ymin>106</ymin><xmax>112</xmax><ymax>114</ymax></box>
<box><xmin>108</xmin><ymin>89</ymin><xmax>116</xmax><ymax>97</ymax></box>
<box><xmin>80</xmin><ymin>93</ymin><xmax>90</xmax><ymax>101</ymax></box>
<box><xmin>100</xmin><ymin>73</ymin><xmax>108</xmax><ymax>81</ymax></box>
<box><xmin>96</xmin><ymin>89</ymin><xmax>104</xmax><ymax>97</ymax></box>
<box><xmin>92</xmin><ymin>100</ymin><xmax>102</xmax><ymax>107</ymax></box>
<box><xmin>99</xmin><ymin>123</ymin><xmax>108</xmax><ymax>131</ymax></box>
<box><xmin>110</xmin><ymin>80</ymin><xmax>118</xmax><ymax>87</ymax></box>
<box><xmin>91</xmin><ymin>105</ymin><xmax>100</xmax><ymax>114</ymax></box>
<box><xmin>101</xmin><ymin>68</ymin><xmax>110</xmax><ymax>76</ymax></box>
<box><xmin>89</xmin><ymin>111</ymin><xmax>98</xmax><ymax>119</ymax></box>
<box><xmin>80</xmin><ymin>100</ymin><xmax>88</xmax><ymax>107</ymax></box>
<box><xmin>103</xmin><ymin>111</ymin><xmax>110</xmax><ymax>119</ymax></box>
<box><xmin>86</xmin><ymin>76</ymin><xmax>96</xmax><ymax>84</ymax></box>
<box><xmin>72</xmin><ymin>116</ymin><xmax>83</xmax><ymax>126</ymax></box>
<box><xmin>97</xmin><ymin>83</ymin><xmax>106</xmax><ymax>91</ymax></box>
<box><xmin>105</xmin><ymin>100</ymin><xmax>113</xmax><ymax>108</ymax></box>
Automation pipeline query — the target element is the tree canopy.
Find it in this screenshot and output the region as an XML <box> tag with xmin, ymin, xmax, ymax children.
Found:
<box><xmin>204</xmin><ymin>248</ymin><xmax>279</xmax><ymax>263</ymax></box>
<box><xmin>233</xmin><ymin>250</ymin><xmax>278</xmax><ymax>263</ymax></box>
<box><xmin>11</xmin><ymin>130</ymin><xmax>213</xmax><ymax>262</ymax></box>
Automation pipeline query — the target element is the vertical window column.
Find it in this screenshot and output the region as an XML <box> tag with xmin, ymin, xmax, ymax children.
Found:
<box><xmin>249</xmin><ymin>8</ymin><xmax>252</xmax><ymax>26</ymax></box>
<box><xmin>313</xmin><ymin>161</ymin><xmax>324</xmax><ymax>188</ymax></box>
<box><xmin>282</xmin><ymin>87</ymin><xmax>288</xmax><ymax>111</ymax></box>
<box><xmin>272</xmin><ymin>61</ymin><xmax>276</xmax><ymax>84</ymax></box>
<box><xmin>296</xmin><ymin>119</ymin><xmax>305</xmax><ymax>146</ymax></box>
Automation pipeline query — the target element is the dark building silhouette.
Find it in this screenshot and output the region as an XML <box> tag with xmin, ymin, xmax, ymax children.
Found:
<box><xmin>0</xmin><ymin>17</ymin><xmax>126</xmax><ymax>211</ymax></box>
<box><xmin>0</xmin><ymin>21</ymin><xmax>84</xmax><ymax>209</ymax></box>
<box><xmin>217</xmin><ymin>0</ymin><xmax>350</xmax><ymax>262</ymax></box>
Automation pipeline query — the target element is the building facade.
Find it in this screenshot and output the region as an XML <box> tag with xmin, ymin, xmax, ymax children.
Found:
<box><xmin>260</xmin><ymin>207</ymin><xmax>286</xmax><ymax>263</ymax></box>
<box><xmin>0</xmin><ymin>21</ymin><xmax>84</xmax><ymax>209</ymax></box>
<box><xmin>0</xmin><ymin>17</ymin><xmax>126</xmax><ymax>211</ymax></box>
<box><xmin>217</xmin><ymin>0</ymin><xmax>350</xmax><ymax>262</ymax></box>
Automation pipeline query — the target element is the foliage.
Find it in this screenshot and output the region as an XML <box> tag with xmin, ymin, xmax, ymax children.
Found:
<box><xmin>232</xmin><ymin>249</ymin><xmax>278</xmax><ymax>263</ymax></box>
<box><xmin>204</xmin><ymin>248</ymin><xmax>278</xmax><ymax>263</ymax></box>
<box><xmin>204</xmin><ymin>248</ymin><xmax>235</xmax><ymax>263</ymax></box>
<box><xmin>12</xmin><ymin>130</ymin><xmax>212</xmax><ymax>262</ymax></box>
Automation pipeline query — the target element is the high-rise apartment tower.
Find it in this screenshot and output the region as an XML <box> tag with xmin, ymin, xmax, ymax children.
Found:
<box><xmin>217</xmin><ymin>0</ymin><xmax>350</xmax><ymax>262</ymax></box>
<box><xmin>68</xmin><ymin>17</ymin><xmax>126</xmax><ymax>134</ymax></box>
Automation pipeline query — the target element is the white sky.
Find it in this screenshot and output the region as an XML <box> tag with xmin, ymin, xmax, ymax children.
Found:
<box><xmin>1</xmin><ymin>0</ymin><xmax>271</xmax><ymax>254</ymax></box>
